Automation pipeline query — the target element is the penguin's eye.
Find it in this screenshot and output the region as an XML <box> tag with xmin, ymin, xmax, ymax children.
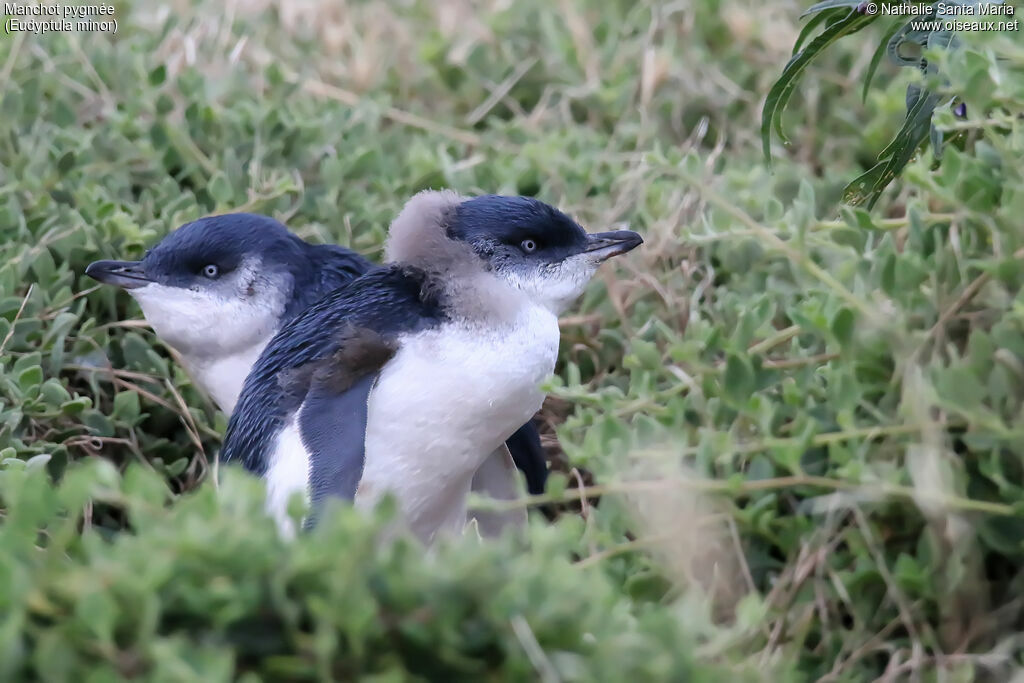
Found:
<box><xmin>202</xmin><ymin>264</ymin><xmax>220</xmax><ymax>279</ymax></box>
<box><xmin>520</xmin><ymin>239</ymin><xmax>538</xmax><ymax>254</ymax></box>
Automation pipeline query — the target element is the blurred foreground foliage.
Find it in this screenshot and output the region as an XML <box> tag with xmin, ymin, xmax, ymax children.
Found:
<box><xmin>0</xmin><ymin>0</ymin><xmax>1023</xmax><ymax>680</ymax></box>
<box><xmin>0</xmin><ymin>461</ymin><xmax>740</xmax><ymax>681</ymax></box>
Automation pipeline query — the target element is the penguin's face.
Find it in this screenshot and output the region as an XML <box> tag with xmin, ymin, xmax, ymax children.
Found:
<box><xmin>448</xmin><ymin>195</ymin><xmax>643</xmax><ymax>314</ymax></box>
<box><xmin>86</xmin><ymin>214</ymin><xmax>303</xmax><ymax>358</ymax></box>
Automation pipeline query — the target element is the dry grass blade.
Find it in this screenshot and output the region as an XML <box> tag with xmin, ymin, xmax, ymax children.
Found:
<box><xmin>466</xmin><ymin>57</ymin><xmax>538</xmax><ymax>125</ymax></box>
<box><xmin>163</xmin><ymin>378</ymin><xmax>209</xmax><ymax>483</ymax></box>
<box><xmin>0</xmin><ymin>284</ymin><xmax>34</xmax><ymax>356</ymax></box>
<box><xmin>510</xmin><ymin>615</ymin><xmax>561</xmax><ymax>683</ymax></box>
<box><xmin>300</xmin><ymin>78</ymin><xmax>485</xmax><ymax>147</ymax></box>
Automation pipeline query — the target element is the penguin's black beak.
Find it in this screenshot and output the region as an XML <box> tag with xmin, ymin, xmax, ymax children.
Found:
<box><xmin>583</xmin><ymin>230</ymin><xmax>644</xmax><ymax>261</ymax></box>
<box><xmin>85</xmin><ymin>260</ymin><xmax>152</xmax><ymax>289</ymax></box>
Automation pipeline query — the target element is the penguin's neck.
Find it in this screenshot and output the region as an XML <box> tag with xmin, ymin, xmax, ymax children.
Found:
<box><xmin>179</xmin><ymin>336</ymin><xmax>273</xmax><ymax>414</ymax></box>
<box><xmin>436</xmin><ymin>267</ymin><xmax>530</xmax><ymax>327</ymax></box>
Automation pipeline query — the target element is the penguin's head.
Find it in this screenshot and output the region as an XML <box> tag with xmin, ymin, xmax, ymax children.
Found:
<box><xmin>386</xmin><ymin>191</ymin><xmax>643</xmax><ymax>314</ymax></box>
<box><xmin>86</xmin><ymin>214</ymin><xmax>307</xmax><ymax>357</ymax></box>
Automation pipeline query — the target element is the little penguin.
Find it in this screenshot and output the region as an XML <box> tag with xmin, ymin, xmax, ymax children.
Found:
<box><xmin>218</xmin><ymin>190</ymin><xmax>643</xmax><ymax>543</ymax></box>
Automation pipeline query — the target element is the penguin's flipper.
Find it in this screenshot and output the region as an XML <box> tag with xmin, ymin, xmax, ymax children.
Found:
<box><xmin>299</xmin><ymin>371</ymin><xmax>379</xmax><ymax>528</ymax></box>
<box><xmin>294</xmin><ymin>325</ymin><xmax>398</xmax><ymax>528</ymax></box>
<box><xmin>504</xmin><ymin>421</ymin><xmax>549</xmax><ymax>495</ymax></box>
<box><xmin>470</xmin><ymin>444</ymin><xmax>529</xmax><ymax>537</ymax></box>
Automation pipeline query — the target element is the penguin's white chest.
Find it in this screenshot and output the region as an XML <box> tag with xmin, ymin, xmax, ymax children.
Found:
<box><xmin>182</xmin><ymin>340</ymin><xmax>270</xmax><ymax>413</ymax></box>
<box><xmin>359</xmin><ymin>304</ymin><xmax>560</xmax><ymax>538</ymax></box>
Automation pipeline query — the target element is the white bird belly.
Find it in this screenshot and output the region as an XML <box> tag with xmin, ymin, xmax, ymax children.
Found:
<box><xmin>359</xmin><ymin>305</ymin><xmax>560</xmax><ymax>542</ymax></box>
<box><xmin>264</xmin><ymin>416</ymin><xmax>311</xmax><ymax>538</ymax></box>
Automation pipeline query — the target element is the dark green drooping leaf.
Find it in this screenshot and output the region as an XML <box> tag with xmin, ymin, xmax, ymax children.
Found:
<box><xmin>791</xmin><ymin>10</ymin><xmax>836</xmax><ymax>56</ymax></box>
<box><xmin>761</xmin><ymin>8</ymin><xmax>878</xmax><ymax>165</ymax></box>
<box><xmin>862</xmin><ymin>20</ymin><xmax>905</xmax><ymax>102</ymax></box>
<box><xmin>764</xmin><ymin>1</ymin><xmax>996</xmax><ymax>209</ymax></box>
<box><xmin>887</xmin><ymin>22</ymin><xmax>933</xmax><ymax>68</ymax></box>
<box><xmin>843</xmin><ymin>85</ymin><xmax>940</xmax><ymax>207</ymax></box>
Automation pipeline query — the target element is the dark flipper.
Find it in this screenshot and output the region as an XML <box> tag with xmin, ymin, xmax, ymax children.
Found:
<box><xmin>300</xmin><ymin>371</ymin><xmax>378</xmax><ymax>528</ymax></box>
<box><xmin>293</xmin><ymin>325</ymin><xmax>398</xmax><ymax>529</ymax></box>
<box><xmin>504</xmin><ymin>420</ymin><xmax>548</xmax><ymax>496</ymax></box>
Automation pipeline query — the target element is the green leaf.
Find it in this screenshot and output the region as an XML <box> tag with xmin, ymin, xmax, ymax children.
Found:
<box><xmin>843</xmin><ymin>85</ymin><xmax>939</xmax><ymax>207</ymax></box>
<box><xmin>75</xmin><ymin>591</ymin><xmax>117</xmax><ymax>644</ymax></box>
<box><xmin>748</xmin><ymin>454</ymin><xmax>776</xmax><ymax>481</ymax></box>
<box><xmin>208</xmin><ymin>172</ymin><xmax>233</xmax><ymax>205</ymax></box>
<box><xmin>30</xmin><ymin>248</ymin><xmax>56</xmax><ymax>282</ymax></box>
<box><xmin>150</xmin><ymin>121</ymin><xmax>168</xmax><ymax>148</ymax></box>
<box><xmin>12</xmin><ymin>352</ymin><xmax>39</xmax><ymax>374</ymax></box>
<box><xmin>830</xmin><ymin>307</ymin><xmax>855</xmax><ymax>350</ymax></box>
<box><xmin>60</xmin><ymin>397</ymin><xmax>91</xmax><ymax>415</ymax></box>
<box><xmin>840</xmin><ymin>206</ymin><xmax>877</xmax><ymax>231</ymax></box>
<box><xmin>121</xmin><ymin>332</ymin><xmax>158</xmax><ymax>372</ymax></box>
<box><xmin>791</xmin><ymin>10</ymin><xmax>834</xmax><ymax>56</ymax></box>
<box><xmin>630</xmin><ymin>339</ymin><xmax>663</xmax><ymax>371</ymax></box>
<box><xmin>164</xmin><ymin>457</ymin><xmax>189</xmax><ymax>477</ymax></box>
<box><xmin>723</xmin><ymin>354</ymin><xmax>755</xmax><ymax>401</ymax></box>
<box><xmin>624</xmin><ymin>570</ymin><xmax>672</xmax><ymax>602</ymax></box>
<box><xmin>735</xmin><ymin>592</ymin><xmax>768</xmax><ymax>630</ymax></box>
<box><xmin>862</xmin><ymin>20</ymin><xmax>904</xmax><ymax>102</ymax></box>
<box><xmin>17</xmin><ymin>365</ymin><xmax>43</xmax><ymax>392</ymax></box>
<box><xmin>38</xmin><ymin>379</ymin><xmax>71</xmax><ymax>406</ymax></box>
<box><xmin>56</xmin><ymin>151</ymin><xmax>75</xmax><ymax>174</ymax></box>
<box><xmin>25</xmin><ymin>453</ymin><xmax>51</xmax><ymax>472</ymax></box>
<box><xmin>762</xmin><ymin>9</ymin><xmax>876</xmax><ymax>164</ymax></box>
<box><xmin>43</xmin><ymin>311</ymin><xmax>79</xmax><ymax>347</ymax></box>
<box><xmin>156</xmin><ymin>93</ymin><xmax>175</xmax><ymax>115</ymax></box>
<box><xmin>893</xmin><ymin>552</ymin><xmax>927</xmax><ymax>593</ymax></box>
<box><xmin>148</xmin><ymin>64</ymin><xmax>166</xmax><ymax>86</ymax></box>
<box><xmin>545</xmin><ymin>472</ymin><xmax>568</xmax><ymax>501</ymax></box>
<box><xmin>113</xmin><ymin>391</ymin><xmax>141</xmax><ymax>424</ymax></box>
<box><xmin>936</xmin><ymin>366</ymin><xmax>986</xmax><ymax>412</ymax></box>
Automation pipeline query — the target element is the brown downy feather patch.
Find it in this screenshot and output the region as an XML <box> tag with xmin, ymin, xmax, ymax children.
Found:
<box><xmin>384</xmin><ymin>189</ymin><xmax>469</xmax><ymax>270</ymax></box>
<box><xmin>385</xmin><ymin>189</ymin><xmax>525</xmax><ymax>324</ymax></box>
<box><xmin>276</xmin><ymin>325</ymin><xmax>397</xmax><ymax>409</ymax></box>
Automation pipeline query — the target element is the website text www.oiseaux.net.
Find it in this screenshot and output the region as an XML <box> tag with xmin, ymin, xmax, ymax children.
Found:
<box><xmin>861</xmin><ymin>1</ymin><xmax>1019</xmax><ymax>33</ymax></box>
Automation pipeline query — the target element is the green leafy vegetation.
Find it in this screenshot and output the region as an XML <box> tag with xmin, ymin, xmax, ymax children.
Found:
<box><xmin>763</xmin><ymin>0</ymin><xmax>1018</xmax><ymax>207</ymax></box>
<box><xmin>1</xmin><ymin>0</ymin><xmax>1023</xmax><ymax>679</ymax></box>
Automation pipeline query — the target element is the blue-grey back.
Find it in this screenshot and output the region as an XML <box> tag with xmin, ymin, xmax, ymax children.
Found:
<box><xmin>282</xmin><ymin>243</ymin><xmax>375</xmax><ymax>321</ymax></box>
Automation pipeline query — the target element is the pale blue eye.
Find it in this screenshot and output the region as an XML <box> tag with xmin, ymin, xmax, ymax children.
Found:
<box><xmin>521</xmin><ymin>239</ymin><xmax>537</xmax><ymax>253</ymax></box>
<box><xmin>203</xmin><ymin>264</ymin><xmax>219</xmax><ymax>278</ymax></box>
